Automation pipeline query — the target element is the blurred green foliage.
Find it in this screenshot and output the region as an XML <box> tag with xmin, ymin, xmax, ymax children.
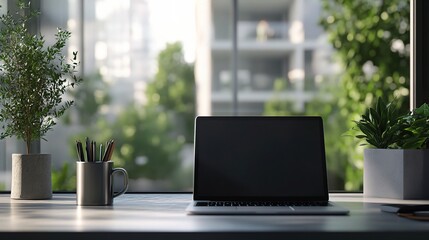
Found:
<box><xmin>112</xmin><ymin>42</ymin><xmax>195</xmax><ymax>183</ymax></box>
<box><xmin>264</xmin><ymin>79</ymin><xmax>296</xmax><ymax>115</ymax></box>
<box><xmin>321</xmin><ymin>0</ymin><xmax>409</xmax><ymax>107</ymax></box>
<box><xmin>52</xmin><ymin>162</ymin><xmax>75</xmax><ymax>191</ymax></box>
<box><xmin>52</xmin><ymin>72</ymin><xmax>112</xmax><ymax>191</ymax></box>
<box><xmin>147</xmin><ymin>42</ymin><xmax>195</xmax><ymax>142</ymax></box>
<box><xmin>64</xmin><ymin>72</ymin><xmax>111</xmax><ymax>126</ymax></box>
<box><xmin>109</xmin><ymin>105</ymin><xmax>184</xmax><ymax>180</ymax></box>
<box><xmin>265</xmin><ymin>0</ymin><xmax>410</xmax><ymax>191</ymax></box>
<box><xmin>62</xmin><ymin>42</ymin><xmax>195</xmax><ymax>191</ymax></box>
<box><xmin>320</xmin><ymin>0</ymin><xmax>410</xmax><ymax>190</ymax></box>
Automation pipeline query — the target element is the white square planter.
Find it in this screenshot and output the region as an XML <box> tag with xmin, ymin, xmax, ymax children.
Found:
<box><xmin>364</xmin><ymin>149</ymin><xmax>429</xmax><ymax>199</ymax></box>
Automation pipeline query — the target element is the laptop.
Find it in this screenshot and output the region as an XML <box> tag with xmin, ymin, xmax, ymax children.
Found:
<box><xmin>186</xmin><ymin>116</ymin><xmax>349</xmax><ymax>215</ymax></box>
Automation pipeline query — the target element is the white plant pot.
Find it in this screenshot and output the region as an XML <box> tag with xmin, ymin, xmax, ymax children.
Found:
<box><xmin>364</xmin><ymin>149</ymin><xmax>429</xmax><ymax>199</ymax></box>
<box><xmin>11</xmin><ymin>154</ymin><xmax>52</xmax><ymax>200</ymax></box>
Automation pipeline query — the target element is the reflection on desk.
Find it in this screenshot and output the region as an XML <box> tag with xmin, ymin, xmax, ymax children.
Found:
<box><xmin>0</xmin><ymin>193</ymin><xmax>429</xmax><ymax>240</ymax></box>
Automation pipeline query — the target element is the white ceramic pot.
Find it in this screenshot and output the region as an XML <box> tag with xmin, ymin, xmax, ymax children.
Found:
<box><xmin>11</xmin><ymin>154</ymin><xmax>52</xmax><ymax>199</ymax></box>
<box><xmin>364</xmin><ymin>149</ymin><xmax>429</xmax><ymax>199</ymax></box>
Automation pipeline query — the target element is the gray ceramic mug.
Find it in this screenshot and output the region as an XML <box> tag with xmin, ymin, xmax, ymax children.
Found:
<box><xmin>76</xmin><ymin>161</ymin><xmax>128</xmax><ymax>206</ymax></box>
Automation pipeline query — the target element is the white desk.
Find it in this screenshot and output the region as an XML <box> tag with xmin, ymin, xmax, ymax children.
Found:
<box><xmin>0</xmin><ymin>193</ymin><xmax>429</xmax><ymax>239</ymax></box>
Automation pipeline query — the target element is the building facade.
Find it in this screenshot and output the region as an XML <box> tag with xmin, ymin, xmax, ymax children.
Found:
<box><xmin>196</xmin><ymin>0</ymin><xmax>337</xmax><ymax>116</ymax></box>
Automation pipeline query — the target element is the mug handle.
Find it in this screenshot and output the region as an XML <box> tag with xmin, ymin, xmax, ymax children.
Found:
<box><xmin>112</xmin><ymin>168</ymin><xmax>129</xmax><ymax>198</ymax></box>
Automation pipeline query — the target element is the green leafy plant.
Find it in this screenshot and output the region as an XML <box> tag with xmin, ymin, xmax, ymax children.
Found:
<box><xmin>354</xmin><ymin>98</ymin><xmax>403</xmax><ymax>148</ymax></box>
<box><xmin>0</xmin><ymin>1</ymin><xmax>82</xmax><ymax>153</ymax></box>
<box><xmin>396</xmin><ymin>103</ymin><xmax>429</xmax><ymax>149</ymax></box>
<box><xmin>354</xmin><ymin>98</ymin><xmax>429</xmax><ymax>149</ymax></box>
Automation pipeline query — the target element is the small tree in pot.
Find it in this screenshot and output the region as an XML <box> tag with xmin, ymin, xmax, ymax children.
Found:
<box><xmin>0</xmin><ymin>1</ymin><xmax>82</xmax><ymax>199</ymax></box>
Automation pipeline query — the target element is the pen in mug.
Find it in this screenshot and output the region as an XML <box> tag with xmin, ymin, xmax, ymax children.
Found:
<box><xmin>89</xmin><ymin>140</ymin><xmax>93</xmax><ymax>162</ymax></box>
<box><xmin>99</xmin><ymin>144</ymin><xmax>103</xmax><ymax>162</ymax></box>
<box><xmin>102</xmin><ymin>141</ymin><xmax>109</xmax><ymax>162</ymax></box>
<box><xmin>91</xmin><ymin>141</ymin><xmax>97</xmax><ymax>162</ymax></box>
<box><xmin>76</xmin><ymin>141</ymin><xmax>82</xmax><ymax>162</ymax></box>
<box><xmin>107</xmin><ymin>141</ymin><xmax>115</xmax><ymax>161</ymax></box>
<box><xmin>79</xmin><ymin>141</ymin><xmax>85</xmax><ymax>162</ymax></box>
<box><xmin>102</xmin><ymin>140</ymin><xmax>115</xmax><ymax>162</ymax></box>
<box><xmin>85</xmin><ymin>137</ymin><xmax>90</xmax><ymax>162</ymax></box>
<box><xmin>76</xmin><ymin>140</ymin><xmax>85</xmax><ymax>162</ymax></box>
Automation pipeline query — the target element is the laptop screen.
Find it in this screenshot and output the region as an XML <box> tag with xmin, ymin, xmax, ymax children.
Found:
<box><xmin>193</xmin><ymin>116</ymin><xmax>328</xmax><ymax>201</ymax></box>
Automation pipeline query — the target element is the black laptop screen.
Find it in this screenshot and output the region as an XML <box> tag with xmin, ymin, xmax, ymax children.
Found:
<box><xmin>194</xmin><ymin>116</ymin><xmax>328</xmax><ymax>201</ymax></box>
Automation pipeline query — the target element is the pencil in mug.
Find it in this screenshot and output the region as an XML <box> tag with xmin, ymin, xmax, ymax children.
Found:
<box><xmin>85</xmin><ymin>137</ymin><xmax>91</xmax><ymax>162</ymax></box>
<box><xmin>75</xmin><ymin>140</ymin><xmax>85</xmax><ymax>162</ymax></box>
<box><xmin>92</xmin><ymin>141</ymin><xmax>96</xmax><ymax>162</ymax></box>
<box><xmin>102</xmin><ymin>140</ymin><xmax>110</xmax><ymax>162</ymax></box>
<box><xmin>99</xmin><ymin>144</ymin><xmax>103</xmax><ymax>162</ymax></box>
<box><xmin>103</xmin><ymin>140</ymin><xmax>115</xmax><ymax>162</ymax></box>
<box><xmin>78</xmin><ymin>141</ymin><xmax>85</xmax><ymax>162</ymax></box>
<box><xmin>75</xmin><ymin>141</ymin><xmax>82</xmax><ymax>162</ymax></box>
<box><xmin>102</xmin><ymin>140</ymin><xmax>109</xmax><ymax>162</ymax></box>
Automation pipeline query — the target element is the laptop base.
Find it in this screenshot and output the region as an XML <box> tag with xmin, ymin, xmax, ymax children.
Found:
<box><xmin>186</xmin><ymin>201</ymin><xmax>349</xmax><ymax>215</ymax></box>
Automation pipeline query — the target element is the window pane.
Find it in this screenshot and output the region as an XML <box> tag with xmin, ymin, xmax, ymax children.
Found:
<box><xmin>230</xmin><ymin>0</ymin><xmax>410</xmax><ymax>191</ymax></box>
<box><xmin>0</xmin><ymin>0</ymin><xmax>198</xmax><ymax>192</ymax></box>
<box><xmin>0</xmin><ymin>0</ymin><xmax>410</xmax><ymax>192</ymax></box>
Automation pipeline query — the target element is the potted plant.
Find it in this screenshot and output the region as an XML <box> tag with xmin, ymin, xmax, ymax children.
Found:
<box><xmin>0</xmin><ymin>1</ymin><xmax>82</xmax><ymax>199</ymax></box>
<box><xmin>354</xmin><ymin>98</ymin><xmax>429</xmax><ymax>199</ymax></box>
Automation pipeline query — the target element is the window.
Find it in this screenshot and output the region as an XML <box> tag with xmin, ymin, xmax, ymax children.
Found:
<box><xmin>413</xmin><ymin>0</ymin><xmax>429</xmax><ymax>107</ymax></box>
<box><xmin>0</xmin><ymin>0</ymin><xmax>413</xmax><ymax>192</ymax></box>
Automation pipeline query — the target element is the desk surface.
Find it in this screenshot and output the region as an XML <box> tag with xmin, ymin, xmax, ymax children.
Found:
<box><xmin>1</xmin><ymin>193</ymin><xmax>429</xmax><ymax>240</ymax></box>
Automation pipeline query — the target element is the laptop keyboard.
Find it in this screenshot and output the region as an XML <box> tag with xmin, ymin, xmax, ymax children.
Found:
<box><xmin>195</xmin><ymin>201</ymin><xmax>329</xmax><ymax>207</ymax></box>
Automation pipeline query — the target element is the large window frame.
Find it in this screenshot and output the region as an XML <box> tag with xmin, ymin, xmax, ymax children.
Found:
<box><xmin>0</xmin><ymin>0</ymin><xmax>421</xmax><ymax>193</ymax></box>
<box><xmin>412</xmin><ymin>0</ymin><xmax>429</xmax><ymax>108</ymax></box>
